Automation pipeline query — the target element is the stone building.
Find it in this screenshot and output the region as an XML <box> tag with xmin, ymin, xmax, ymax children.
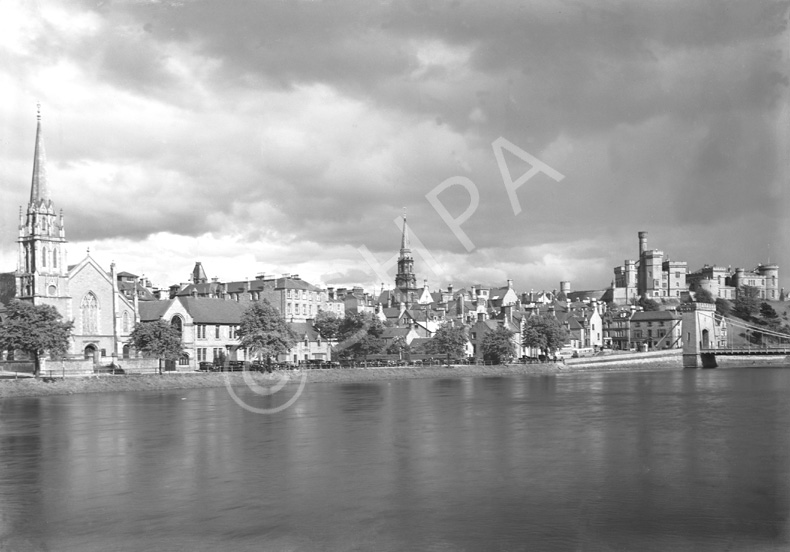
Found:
<box><xmin>611</xmin><ymin>231</ymin><xmax>687</xmax><ymax>303</ymax></box>
<box><xmin>3</xmin><ymin>109</ymin><xmax>140</xmax><ymax>362</ymax></box>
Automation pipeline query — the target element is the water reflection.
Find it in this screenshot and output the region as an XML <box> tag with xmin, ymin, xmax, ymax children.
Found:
<box><xmin>0</xmin><ymin>367</ymin><xmax>788</xmax><ymax>550</ymax></box>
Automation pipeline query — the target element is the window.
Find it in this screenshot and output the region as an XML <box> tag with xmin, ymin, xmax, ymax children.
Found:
<box><xmin>179</xmin><ymin>354</ymin><xmax>190</xmax><ymax>366</ymax></box>
<box><xmin>122</xmin><ymin>311</ymin><xmax>130</xmax><ymax>333</ymax></box>
<box><xmin>197</xmin><ymin>325</ymin><xmax>206</xmax><ymax>339</ymax></box>
<box><xmin>41</xmin><ymin>247</ymin><xmax>47</xmax><ymax>267</ymax></box>
<box><xmin>122</xmin><ymin>344</ymin><xmax>131</xmax><ymax>359</ymax></box>
<box><xmin>215</xmin><ymin>325</ymin><xmax>221</xmax><ymax>339</ymax></box>
<box><xmin>197</xmin><ymin>348</ymin><xmax>207</xmax><ymax>362</ymax></box>
<box><xmin>80</xmin><ymin>292</ymin><xmax>99</xmax><ymax>334</ymax></box>
<box><xmin>52</xmin><ymin>250</ymin><xmax>57</xmax><ymax>268</ymax></box>
<box><xmin>287</xmin><ymin>289</ymin><xmax>291</xmax><ymax>298</ymax></box>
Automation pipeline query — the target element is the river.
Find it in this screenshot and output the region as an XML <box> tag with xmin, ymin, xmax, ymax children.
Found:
<box><xmin>1</xmin><ymin>366</ymin><xmax>789</xmax><ymax>551</ymax></box>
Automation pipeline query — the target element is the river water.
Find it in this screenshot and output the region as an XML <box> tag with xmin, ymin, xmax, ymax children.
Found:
<box><xmin>1</xmin><ymin>366</ymin><xmax>789</xmax><ymax>551</ymax></box>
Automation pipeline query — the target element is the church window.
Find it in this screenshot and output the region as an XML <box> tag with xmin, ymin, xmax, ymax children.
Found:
<box><xmin>52</xmin><ymin>250</ymin><xmax>57</xmax><ymax>268</ymax></box>
<box><xmin>81</xmin><ymin>292</ymin><xmax>99</xmax><ymax>334</ymax></box>
<box><xmin>179</xmin><ymin>353</ymin><xmax>190</xmax><ymax>366</ymax></box>
<box><xmin>41</xmin><ymin>247</ymin><xmax>47</xmax><ymax>267</ymax></box>
<box><xmin>122</xmin><ymin>311</ymin><xmax>130</xmax><ymax>333</ymax></box>
<box><xmin>171</xmin><ymin>316</ymin><xmax>183</xmax><ymax>336</ymax></box>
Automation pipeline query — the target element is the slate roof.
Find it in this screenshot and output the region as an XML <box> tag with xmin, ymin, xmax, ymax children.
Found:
<box><xmin>630</xmin><ymin>310</ymin><xmax>681</xmax><ymax>322</ymax></box>
<box><xmin>382</xmin><ymin>327</ymin><xmax>411</xmax><ymax>339</ymax></box>
<box><xmin>289</xmin><ymin>322</ymin><xmax>320</xmax><ymax>341</ymax></box>
<box><xmin>177</xmin><ymin>297</ymin><xmax>246</xmax><ymax>324</ymax></box>
<box><xmin>138</xmin><ymin>300</ymin><xmax>173</xmax><ymax>322</ymax></box>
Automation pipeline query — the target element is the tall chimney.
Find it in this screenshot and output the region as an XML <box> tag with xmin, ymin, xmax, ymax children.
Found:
<box><xmin>638</xmin><ymin>231</ymin><xmax>647</xmax><ymax>257</ymax></box>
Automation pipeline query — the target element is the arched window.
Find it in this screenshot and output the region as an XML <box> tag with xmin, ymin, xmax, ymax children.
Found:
<box><xmin>179</xmin><ymin>353</ymin><xmax>190</xmax><ymax>366</ymax></box>
<box><xmin>122</xmin><ymin>311</ymin><xmax>130</xmax><ymax>333</ymax></box>
<box><xmin>52</xmin><ymin>249</ymin><xmax>57</xmax><ymax>268</ymax></box>
<box><xmin>171</xmin><ymin>316</ymin><xmax>183</xmax><ymax>336</ymax></box>
<box><xmin>81</xmin><ymin>292</ymin><xmax>99</xmax><ymax>334</ymax></box>
<box><xmin>41</xmin><ymin>247</ymin><xmax>47</xmax><ymax>267</ymax></box>
<box><xmin>122</xmin><ymin>344</ymin><xmax>131</xmax><ymax>359</ymax></box>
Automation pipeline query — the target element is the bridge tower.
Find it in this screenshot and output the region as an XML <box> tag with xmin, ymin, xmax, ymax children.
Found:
<box><xmin>680</xmin><ymin>302</ymin><xmax>718</xmax><ymax>368</ymax></box>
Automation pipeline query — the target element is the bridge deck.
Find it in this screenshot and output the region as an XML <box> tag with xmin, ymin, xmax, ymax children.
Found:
<box><xmin>700</xmin><ymin>348</ymin><xmax>790</xmax><ymax>356</ymax></box>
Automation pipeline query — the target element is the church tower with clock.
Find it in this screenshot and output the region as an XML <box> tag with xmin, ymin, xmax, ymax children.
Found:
<box><xmin>16</xmin><ymin>106</ymin><xmax>71</xmax><ymax>316</ymax></box>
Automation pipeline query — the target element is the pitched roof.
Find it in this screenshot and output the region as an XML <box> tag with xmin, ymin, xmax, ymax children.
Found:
<box><xmin>288</xmin><ymin>322</ymin><xmax>319</xmax><ymax>340</ymax></box>
<box><xmin>630</xmin><ymin>310</ymin><xmax>681</xmax><ymax>321</ymax></box>
<box><xmin>177</xmin><ymin>297</ymin><xmax>246</xmax><ymax>324</ymax></box>
<box><xmin>382</xmin><ymin>327</ymin><xmax>411</xmax><ymax>339</ymax></box>
<box><xmin>138</xmin><ymin>300</ymin><xmax>173</xmax><ymax>322</ymax></box>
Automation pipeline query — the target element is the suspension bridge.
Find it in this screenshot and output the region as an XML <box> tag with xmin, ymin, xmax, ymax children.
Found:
<box><xmin>681</xmin><ymin>302</ymin><xmax>790</xmax><ymax>368</ymax></box>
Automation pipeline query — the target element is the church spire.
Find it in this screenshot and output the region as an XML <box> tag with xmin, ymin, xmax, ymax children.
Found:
<box><xmin>29</xmin><ymin>104</ymin><xmax>50</xmax><ymax>207</ymax></box>
<box><xmin>400</xmin><ymin>210</ymin><xmax>411</xmax><ymax>255</ymax></box>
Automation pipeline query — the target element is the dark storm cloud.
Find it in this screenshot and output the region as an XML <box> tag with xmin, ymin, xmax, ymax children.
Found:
<box><xmin>3</xmin><ymin>0</ymin><xmax>787</xmax><ymax>289</ymax></box>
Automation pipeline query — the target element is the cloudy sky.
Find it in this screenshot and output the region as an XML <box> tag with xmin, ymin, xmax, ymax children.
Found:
<box><xmin>1</xmin><ymin>0</ymin><xmax>788</xmax><ymax>295</ymax></box>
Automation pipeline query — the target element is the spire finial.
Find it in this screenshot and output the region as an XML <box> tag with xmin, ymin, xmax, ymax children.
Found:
<box><xmin>29</xmin><ymin>105</ymin><xmax>50</xmax><ymax>206</ymax></box>
<box><xmin>400</xmin><ymin>210</ymin><xmax>410</xmax><ymax>253</ymax></box>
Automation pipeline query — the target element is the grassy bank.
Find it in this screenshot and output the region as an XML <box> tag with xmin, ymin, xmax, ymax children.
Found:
<box><xmin>0</xmin><ymin>358</ymin><xmax>685</xmax><ymax>400</ymax></box>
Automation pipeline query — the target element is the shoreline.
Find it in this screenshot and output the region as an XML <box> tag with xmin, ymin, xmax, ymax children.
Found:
<box><xmin>0</xmin><ymin>357</ymin><xmax>688</xmax><ymax>399</ymax></box>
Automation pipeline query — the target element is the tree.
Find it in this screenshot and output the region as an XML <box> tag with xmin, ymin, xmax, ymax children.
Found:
<box><xmin>760</xmin><ymin>302</ymin><xmax>778</xmax><ymax>320</ymax></box>
<box><xmin>0</xmin><ymin>300</ymin><xmax>73</xmax><ymax>376</ymax></box>
<box><xmin>386</xmin><ymin>336</ymin><xmax>411</xmax><ymax>358</ymax></box>
<box><xmin>694</xmin><ymin>288</ymin><xmax>715</xmax><ymax>304</ymax></box>
<box><xmin>715</xmin><ymin>298</ymin><xmax>732</xmax><ymax>318</ymax></box>
<box><xmin>638</xmin><ymin>296</ymin><xmax>661</xmax><ymax>311</ymax></box>
<box><xmin>481</xmin><ymin>325</ymin><xmax>516</xmax><ymax>365</ymax></box>
<box><xmin>427</xmin><ymin>325</ymin><xmax>468</xmax><ymax>366</ymax></box>
<box><xmin>128</xmin><ymin>319</ymin><xmax>184</xmax><ymax>374</ymax></box>
<box><xmin>522</xmin><ymin>314</ymin><xmax>569</xmax><ymax>359</ymax></box>
<box><xmin>335</xmin><ymin>312</ymin><xmax>385</xmax><ymax>361</ymax></box>
<box><xmin>733</xmin><ymin>285</ymin><xmax>761</xmax><ymax>320</ymax></box>
<box><xmin>238</xmin><ymin>300</ymin><xmax>296</xmax><ymax>364</ymax></box>
<box><xmin>314</xmin><ymin>310</ymin><xmax>341</xmax><ymax>341</ymax></box>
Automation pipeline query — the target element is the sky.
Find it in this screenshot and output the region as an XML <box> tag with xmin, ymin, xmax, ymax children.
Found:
<box><xmin>1</xmin><ymin>0</ymin><xmax>788</xmax><ymax>296</ymax></box>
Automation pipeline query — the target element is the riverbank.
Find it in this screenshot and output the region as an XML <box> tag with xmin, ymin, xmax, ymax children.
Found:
<box><xmin>0</xmin><ymin>356</ymin><xmax>690</xmax><ymax>399</ymax></box>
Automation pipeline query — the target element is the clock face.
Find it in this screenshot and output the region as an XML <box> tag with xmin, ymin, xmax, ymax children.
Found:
<box><xmin>48</xmin><ymin>285</ymin><xmax>57</xmax><ymax>296</ymax></box>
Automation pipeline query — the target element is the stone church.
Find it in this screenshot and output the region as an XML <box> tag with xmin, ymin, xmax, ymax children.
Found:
<box><xmin>2</xmin><ymin>109</ymin><xmax>140</xmax><ymax>362</ymax></box>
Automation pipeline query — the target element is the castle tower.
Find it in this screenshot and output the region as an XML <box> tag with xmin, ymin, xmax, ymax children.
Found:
<box><xmin>394</xmin><ymin>214</ymin><xmax>417</xmax><ymax>295</ymax></box>
<box><xmin>16</xmin><ymin>107</ymin><xmax>70</xmax><ymax>312</ymax></box>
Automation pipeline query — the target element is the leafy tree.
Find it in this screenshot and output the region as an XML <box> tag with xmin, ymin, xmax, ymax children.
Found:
<box><xmin>694</xmin><ymin>288</ymin><xmax>715</xmax><ymax>304</ymax></box>
<box><xmin>715</xmin><ymin>298</ymin><xmax>732</xmax><ymax>318</ymax></box>
<box><xmin>314</xmin><ymin>310</ymin><xmax>341</xmax><ymax>341</ymax></box>
<box><xmin>733</xmin><ymin>285</ymin><xmax>761</xmax><ymax>319</ymax></box>
<box><xmin>522</xmin><ymin>314</ymin><xmax>569</xmax><ymax>359</ymax></box>
<box><xmin>128</xmin><ymin>319</ymin><xmax>183</xmax><ymax>374</ymax></box>
<box><xmin>427</xmin><ymin>325</ymin><xmax>468</xmax><ymax>365</ymax></box>
<box><xmin>386</xmin><ymin>336</ymin><xmax>411</xmax><ymax>358</ymax></box>
<box><xmin>760</xmin><ymin>302</ymin><xmax>778</xmax><ymax>320</ymax></box>
<box><xmin>0</xmin><ymin>300</ymin><xmax>73</xmax><ymax>376</ymax></box>
<box><xmin>481</xmin><ymin>325</ymin><xmax>516</xmax><ymax>365</ymax></box>
<box><xmin>238</xmin><ymin>299</ymin><xmax>296</xmax><ymax>364</ymax></box>
<box><xmin>335</xmin><ymin>312</ymin><xmax>385</xmax><ymax>361</ymax></box>
<box><xmin>638</xmin><ymin>296</ymin><xmax>661</xmax><ymax>311</ymax></box>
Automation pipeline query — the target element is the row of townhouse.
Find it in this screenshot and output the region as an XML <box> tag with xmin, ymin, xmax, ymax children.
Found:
<box><xmin>137</xmin><ymin>297</ymin><xmax>331</xmax><ymax>370</ymax></box>
<box><xmin>167</xmin><ymin>262</ymin><xmax>345</xmax><ymax>323</ymax></box>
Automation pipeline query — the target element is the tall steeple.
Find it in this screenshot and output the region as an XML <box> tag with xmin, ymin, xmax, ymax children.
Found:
<box><xmin>395</xmin><ymin>211</ymin><xmax>417</xmax><ymax>296</ymax></box>
<box><xmin>29</xmin><ymin>104</ymin><xmax>51</xmax><ymax>208</ymax></box>
<box><xmin>400</xmin><ymin>211</ymin><xmax>411</xmax><ymax>255</ymax></box>
<box><xmin>16</xmin><ymin>106</ymin><xmax>69</xmax><ymax>304</ymax></box>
